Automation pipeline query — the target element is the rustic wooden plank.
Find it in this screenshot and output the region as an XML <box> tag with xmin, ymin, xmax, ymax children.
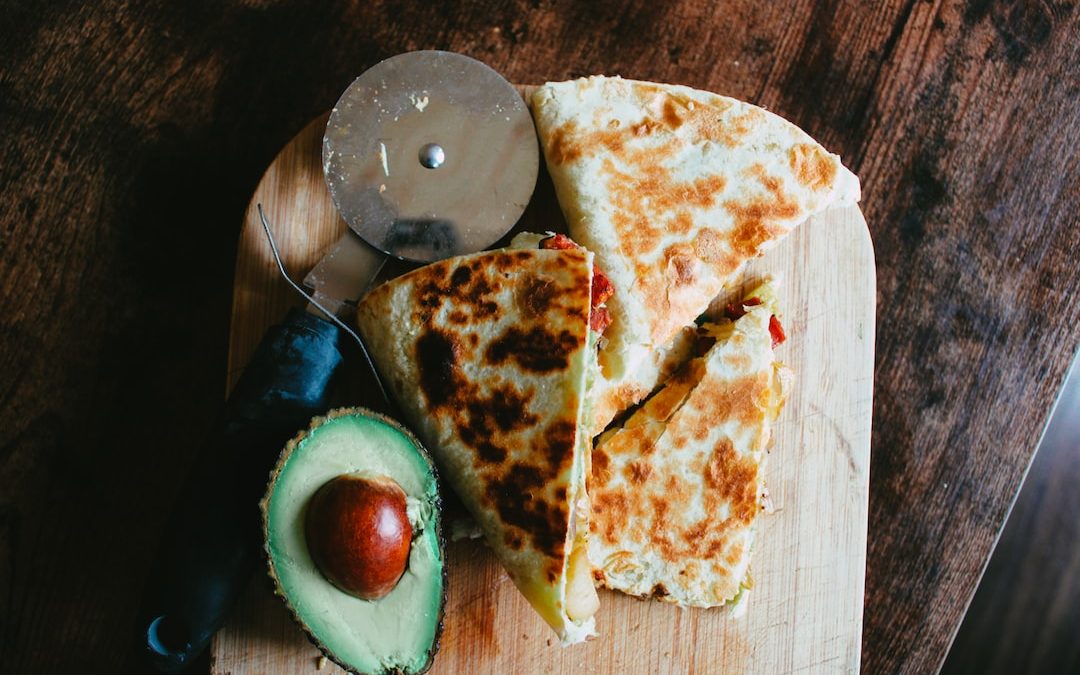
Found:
<box><xmin>942</xmin><ymin>359</ymin><xmax>1080</xmax><ymax>675</ymax></box>
<box><xmin>843</xmin><ymin>3</ymin><xmax>1080</xmax><ymax>672</ymax></box>
<box><xmin>212</xmin><ymin>113</ymin><xmax>874</xmax><ymax>675</ymax></box>
<box><xmin>1</xmin><ymin>1</ymin><xmax>1078</xmax><ymax>672</ymax></box>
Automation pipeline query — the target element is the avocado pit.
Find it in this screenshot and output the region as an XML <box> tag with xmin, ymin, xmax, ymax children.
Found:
<box><xmin>305</xmin><ymin>474</ymin><xmax>413</xmax><ymax>600</ymax></box>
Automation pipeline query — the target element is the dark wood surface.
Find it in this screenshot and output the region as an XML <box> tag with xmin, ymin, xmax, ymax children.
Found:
<box><xmin>942</xmin><ymin>359</ymin><xmax>1080</xmax><ymax>675</ymax></box>
<box><xmin>0</xmin><ymin>2</ymin><xmax>1077</xmax><ymax>673</ymax></box>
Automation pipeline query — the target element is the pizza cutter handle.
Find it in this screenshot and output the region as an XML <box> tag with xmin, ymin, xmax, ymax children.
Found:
<box><xmin>138</xmin><ymin>308</ymin><xmax>343</xmax><ymax>672</ymax></box>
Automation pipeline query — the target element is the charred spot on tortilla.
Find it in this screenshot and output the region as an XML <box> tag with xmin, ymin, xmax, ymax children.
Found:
<box><xmin>416</xmin><ymin>329</ymin><xmax>461</xmax><ymax>408</ymax></box>
<box><xmin>448</xmin><ymin>310</ymin><xmax>468</xmax><ymax>325</ymax></box>
<box><xmin>486</xmin><ymin>326</ymin><xmax>581</xmax><ymax>373</ymax></box>
<box><xmin>485</xmin><ymin>462</ymin><xmax>567</xmax><ymax>559</ymax></box>
<box><xmin>542</xmin><ymin>420</ymin><xmax>577</xmax><ymax>469</ymax></box>
<box><xmin>444</xmin><ymin>383</ymin><xmax>538</xmax><ymax>467</ymax></box>
<box><xmin>788</xmin><ymin>143</ymin><xmax>838</xmax><ymax>190</ymax></box>
<box><xmin>484</xmin><ymin>385</ymin><xmax>538</xmax><ymax>432</ymax></box>
<box><xmin>476</xmin><ymin>442</ymin><xmax>507</xmax><ymax>464</ymax></box>
<box><xmin>625</xmin><ymin>459</ymin><xmax>652</xmax><ymax>485</ymax></box>
<box><xmin>592</xmin><ymin>490</ymin><xmax>628</xmax><ymax>545</ymax></box>
<box><xmin>547</xmin><ymin>120</ymin><xmax>590</xmax><ymax>165</ymax></box>
<box><xmin>591</xmin><ymin>447</ymin><xmax>612</xmax><ymax>488</ymax></box>
<box><xmin>450</xmin><ymin>265</ymin><xmax>472</xmax><ymax>287</ymax></box>
<box><xmin>520</xmin><ymin>274</ymin><xmax>558</xmax><ymax>316</ymax></box>
<box><xmin>683</xmin><ymin>520</ymin><xmax>709</xmax><ymax>545</ymax></box>
<box><xmin>660</xmin><ymin>97</ymin><xmax>684</xmax><ymax>128</ymax></box>
<box><xmin>505</xmin><ymin>532</ymin><xmax>524</xmax><ymax>550</ymax></box>
<box><xmin>414</xmin><ymin>263</ymin><xmax>501</xmax><ymax>321</ymax></box>
<box><xmin>670</xmin><ymin>251</ymin><xmax>696</xmax><ymax>285</ymax></box>
<box><xmin>416</xmin><ymin>280</ymin><xmax>444</xmax><ymax>314</ymax></box>
<box><xmin>703</xmin><ymin>438</ymin><xmax>759</xmax><ymax>523</ymax></box>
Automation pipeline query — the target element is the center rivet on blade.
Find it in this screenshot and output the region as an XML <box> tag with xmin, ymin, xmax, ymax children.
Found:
<box><xmin>418</xmin><ymin>143</ymin><xmax>445</xmax><ymax>169</ymax></box>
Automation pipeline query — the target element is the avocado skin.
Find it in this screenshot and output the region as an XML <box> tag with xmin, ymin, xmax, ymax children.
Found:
<box><xmin>261</xmin><ymin>407</ymin><xmax>446</xmax><ymax>675</ymax></box>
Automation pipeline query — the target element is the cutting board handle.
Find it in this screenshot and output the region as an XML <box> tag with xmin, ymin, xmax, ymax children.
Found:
<box><xmin>137</xmin><ymin>308</ymin><xmax>343</xmax><ymax>672</ymax></box>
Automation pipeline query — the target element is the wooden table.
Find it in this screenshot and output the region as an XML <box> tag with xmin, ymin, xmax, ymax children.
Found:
<box><xmin>0</xmin><ymin>2</ymin><xmax>1077</xmax><ymax>673</ymax></box>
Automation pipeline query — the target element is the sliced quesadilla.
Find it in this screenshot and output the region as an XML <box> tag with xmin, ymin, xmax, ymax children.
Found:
<box><xmin>531</xmin><ymin>76</ymin><xmax>858</xmax><ymax>434</ymax></box>
<box><xmin>589</xmin><ymin>282</ymin><xmax>790</xmax><ymax>608</ymax></box>
<box><xmin>356</xmin><ymin>245</ymin><xmax>603</xmax><ymax>644</ymax></box>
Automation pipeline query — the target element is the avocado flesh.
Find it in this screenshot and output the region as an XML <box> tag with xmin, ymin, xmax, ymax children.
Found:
<box><xmin>264</xmin><ymin>410</ymin><xmax>444</xmax><ymax>675</ymax></box>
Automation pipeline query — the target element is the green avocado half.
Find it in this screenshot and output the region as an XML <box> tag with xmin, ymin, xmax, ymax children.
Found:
<box><xmin>261</xmin><ymin>408</ymin><xmax>445</xmax><ymax>675</ymax></box>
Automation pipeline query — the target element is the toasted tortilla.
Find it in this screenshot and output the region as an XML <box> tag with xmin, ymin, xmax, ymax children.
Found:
<box><xmin>588</xmin><ymin>291</ymin><xmax>789</xmax><ymax>608</ymax></box>
<box><xmin>532</xmin><ymin>76</ymin><xmax>858</xmax><ymax>433</ymax></box>
<box><xmin>356</xmin><ymin>247</ymin><xmax>598</xmax><ymax>644</ymax></box>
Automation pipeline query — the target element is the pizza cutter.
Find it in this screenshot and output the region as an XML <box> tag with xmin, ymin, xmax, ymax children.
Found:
<box><xmin>139</xmin><ymin>51</ymin><xmax>538</xmax><ymax>672</ymax></box>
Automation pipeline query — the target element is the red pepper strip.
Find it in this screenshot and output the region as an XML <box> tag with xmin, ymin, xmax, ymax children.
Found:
<box><xmin>769</xmin><ymin>315</ymin><xmax>786</xmax><ymax>348</ymax></box>
<box><xmin>591</xmin><ymin>306</ymin><xmax>612</xmax><ymax>333</ymax></box>
<box><xmin>591</xmin><ymin>269</ymin><xmax>614</xmax><ymax>307</ymax></box>
<box><xmin>724</xmin><ymin>296</ymin><xmax>762</xmax><ymax>321</ymax></box>
<box><xmin>540</xmin><ymin>233</ymin><xmax>578</xmax><ymax>250</ymax></box>
<box><xmin>541</xmin><ymin>233</ymin><xmax>614</xmax><ymax>335</ymax></box>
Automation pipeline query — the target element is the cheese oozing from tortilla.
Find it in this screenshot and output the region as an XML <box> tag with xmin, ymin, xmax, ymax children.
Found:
<box><xmin>588</xmin><ymin>289</ymin><xmax>790</xmax><ymax>608</ymax></box>
<box><xmin>532</xmin><ymin>76</ymin><xmax>857</xmax><ymax>435</ymax></box>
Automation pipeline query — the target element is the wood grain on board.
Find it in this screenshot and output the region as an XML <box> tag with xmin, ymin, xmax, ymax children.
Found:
<box><xmin>211</xmin><ymin>111</ymin><xmax>875</xmax><ymax>674</ymax></box>
<box><xmin>2</xmin><ymin>2</ymin><xmax>1078</xmax><ymax>673</ymax></box>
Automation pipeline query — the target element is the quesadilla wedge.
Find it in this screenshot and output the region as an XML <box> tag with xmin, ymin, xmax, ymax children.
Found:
<box><xmin>532</xmin><ymin>76</ymin><xmax>858</xmax><ymax>434</ymax></box>
<box><xmin>589</xmin><ymin>281</ymin><xmax>790</xmax><ymax>608</ymax></box>
<box><xmin>356</xmin><ymin>245</ymin><xmax>602</xmax><ymax>644</ymax></box>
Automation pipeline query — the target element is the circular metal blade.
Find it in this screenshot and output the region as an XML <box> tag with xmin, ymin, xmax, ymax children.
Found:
<box><xmin>322</xmin><ymin>51</ymin><xmax>539</xmax><ymax>263</ymax></box>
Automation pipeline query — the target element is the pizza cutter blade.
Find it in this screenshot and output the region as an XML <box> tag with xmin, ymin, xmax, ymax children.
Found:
<box><xmin>306</xmin><ymin>50</ymin><xmax>539</xmax><ymax>316</ymax></box>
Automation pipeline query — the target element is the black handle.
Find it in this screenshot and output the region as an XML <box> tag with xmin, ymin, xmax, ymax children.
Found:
<box><xmin>137</xmin><ymin>308</ymin><xmax>344</xmax><ymax>672</ymax></box>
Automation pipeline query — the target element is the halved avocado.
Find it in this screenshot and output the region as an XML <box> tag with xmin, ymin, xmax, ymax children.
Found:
<box><xmin>261</xmin><ymin>408</ymin><xmax>445</xmax><ymax>675</ymax></box>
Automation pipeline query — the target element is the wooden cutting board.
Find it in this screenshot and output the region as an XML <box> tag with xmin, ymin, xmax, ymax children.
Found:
<box><xmin>212</xmin><ymin>90</ymin><xmax>875</xmax><ymax>674</ymax></box>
